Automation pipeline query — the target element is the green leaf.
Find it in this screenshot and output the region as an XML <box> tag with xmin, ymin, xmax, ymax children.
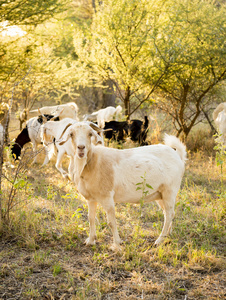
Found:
<box><xmin>146</xmin><ymin>183</ymin><xmax>153</xmax><ymax>189</ymax></box>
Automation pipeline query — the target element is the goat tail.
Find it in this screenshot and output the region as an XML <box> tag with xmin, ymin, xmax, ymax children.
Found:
<box><xmin>164</xmin><ymin>134</ymin><xmax>187</xmax><ymax>163</ymax></box>
<box><xmin>213</xmin><ymin>103</ymin><xmax>226</xmax><ymax>121</ymax></box>
<box><xmin>68</xmin><ymin>102</ymin><xmax>78</xmax><ymax>111</ymax></box>
<box><xmin>90</xmin><ymin>111</ymin><xmax>99</xmax><ymax>117</ymax></box>
<box><xmin>144</xmin><ymin>116</ymin><xmax>149</xmax><ymax>128</ymax></box>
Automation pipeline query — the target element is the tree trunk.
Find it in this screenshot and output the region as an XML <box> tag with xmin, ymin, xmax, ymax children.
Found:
<box><xmin>124</xmin><ymin>86</ymin><xmax>130</xmax><ymax>120</ymax></box>
<box><xmin>202</xmin><ymin>109</ymin><xmax>217</xmax><ymax>134</ymax></box>
<box><xmin>102</xmin><ymin>80</ymin><xmax>116</xmax><ymax>107</ymax></box>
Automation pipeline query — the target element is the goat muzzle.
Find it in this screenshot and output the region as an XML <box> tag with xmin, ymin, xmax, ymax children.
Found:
<box><xmin>77</xmin><ymin>145</ymin><xmax>85</xmax><ymax>158</ymax></box>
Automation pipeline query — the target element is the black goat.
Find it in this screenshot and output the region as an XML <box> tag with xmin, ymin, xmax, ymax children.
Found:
<box><xmin>129</xmin><ymin>116</ymin><xmax>149</xmax><ymax>145</ymax></box>
<box><xmin>103</xmin><ymin>120</ymin><xmax>129</xmax><ymax>142</ymax></box>
<box><xmin>11</xmin><ymin>127</ymin><xmax>31</xmax><ymax>159</ymax></box>
<box><xmin>11</xmin><ymin>114</ymin><xmax>59</xmax><ymax>161</ymax></box>
<box><xmin>104</xmin><ymin>116</ymin><xmax>149</xmax><ymax>145</ymax></box>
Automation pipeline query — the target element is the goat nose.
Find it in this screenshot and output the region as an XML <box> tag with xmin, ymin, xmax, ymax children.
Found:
<box><xmin>78</xmin><ymin>145</ymin><xmax>85</xmax><ymax>150</ymax></box>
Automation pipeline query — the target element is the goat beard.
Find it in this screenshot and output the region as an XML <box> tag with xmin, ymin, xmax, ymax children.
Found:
<box><xmin>73</xmin><ymin>154</ymin><xmax>88</xmax><ymax>184</ymax></box>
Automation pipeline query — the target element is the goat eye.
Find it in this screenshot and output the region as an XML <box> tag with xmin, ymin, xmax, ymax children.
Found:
<box><xmin>89</xmin><ymin>132</ymin><xmax>93</xmax><ymax>137</ymax></box>
<box><xmin>70</xmin><ymin>133</ymin><xmax>74</xmax><ymax>138</ymax></box>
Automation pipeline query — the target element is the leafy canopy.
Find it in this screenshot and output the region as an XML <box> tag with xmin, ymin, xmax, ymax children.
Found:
<box><xmin>0</xmin><ymin>0</ymin><xmax>69</xmax><ymax>25</ymax></box>
<box><xmin>72</xmin><ymin>0</ymin><xmax>226</xmax><ymax>133</ymax></box>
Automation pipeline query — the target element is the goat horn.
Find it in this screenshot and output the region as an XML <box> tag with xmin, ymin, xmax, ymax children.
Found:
<box><xmin>38</xmin><ymin>108</ymin><xmax>46</xmax><ymax>118</ymax></box>
<box><xmin>87</xmin><ymin>122</ymin><xmax>103</xmax><ymax>132</ymax></box>
<box><xmin>38</xmin><ymin>108</ymin><xmax>49</xmax><ymax>124</ymax></box>
<box><xmin>59</xmin><ymin>123</ymin><xmax>73</xmax><ymax>140</ymax></box>
<box><xmin>54</xmin><ymin>107</ymin><xmax>65</xmax><ymax>118</ymax></box>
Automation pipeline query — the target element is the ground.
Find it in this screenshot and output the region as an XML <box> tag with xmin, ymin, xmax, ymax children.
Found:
<box><xmin>0</xmin><ymin>241</ymin><xmax>225</xmax><ymax>299</ymax></box>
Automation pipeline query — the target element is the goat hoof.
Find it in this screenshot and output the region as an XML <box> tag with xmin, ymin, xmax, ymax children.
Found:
<box><xmin>154</xmin><ymin>236</ymin><xmax>169</xmax><ymax>246</ymax></box>
<box><xmin>84</xmin><ymin>238</ymin><xmax>95</xmax><ymax>246</ymax></box>
<box><xmin>154</xmin><ymin>237</ymin><xmax>163</xmax><ymax>246</ymax></box>
<box><xmin>110</xmin><ymin>243</ymin><xmax>122</xmax><ymax>252</ymax></box>
<box><xmin>42</xmin><ymin>160</ymin><xmax>50</xmax><ymax>166</ymax></box>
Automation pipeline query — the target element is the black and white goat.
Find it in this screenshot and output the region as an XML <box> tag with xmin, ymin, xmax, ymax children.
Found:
<box><xmin>11</xmin><ymin>114</ymin><xmax>59</xmax><ymax>164</ymax></box>
<box><xmin>103</xmin><ymin>116</ymin><xmax>149</xmax><ymax>145</ymax></box>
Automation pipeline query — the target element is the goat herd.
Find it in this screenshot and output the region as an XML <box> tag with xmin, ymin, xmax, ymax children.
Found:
<box><xmin>0</xmin><ymin>101</ymin><xmax>225</xmax><ymax>249</ymax></box>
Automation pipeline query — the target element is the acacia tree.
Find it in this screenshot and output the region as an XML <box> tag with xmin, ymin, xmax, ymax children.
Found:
<box><xmin>153</xmin><ymin>0</ymin><xmax>226</xmax><ymax>138</ymax></box>
<box><xmin>72</xmin><ymin>0</ymin><xmax>226</xmax><ymax>132</ymax></box>
<box><xmin>72</xmin><ymin>0</ymin><xmax>170</xmax><ymax>118</ymax></box>
<box><xmin>0</xmin><ymin>0</ymin><xmax>71</xmax><ymax>136</ymax></box>
<box><xmin>0</xmin><ymin>0</ymin><xmax>71</xmax><ymax>226</ymax></box>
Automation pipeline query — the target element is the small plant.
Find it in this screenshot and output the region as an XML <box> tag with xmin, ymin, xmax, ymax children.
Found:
<box><xmin>24</xmin><ymin>288</ymin><xmax>40</xmax><ymax>298</ymax></box>
<box><xmin>52</xmin><ymin>263</ymin><xmax>62</xmax><ymax>276</ymax></box>
<box><xmin>136</xmin><ymin>172</ymin><xmax>153</xmax><ymax>216</ymax></box>
<box><xmin>33</xmin><ymin>250</ymin><xmax>51</xmax><ymax>264</ymax></box>
<box><xmin>47</xmin><ymin>184</ymin><xmax>57</xmax><ymax>200</ymax></box>
<box><xmin>1</xmin><ymin>149</ymin><xmax>34</xmax><ymax>223</ymax></box>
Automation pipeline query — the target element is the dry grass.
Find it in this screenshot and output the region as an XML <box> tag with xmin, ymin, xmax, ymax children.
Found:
<box><xmin>0</xmin><ymin>118</ymin><xmax>225</xmax><ymax>299</ymax></box>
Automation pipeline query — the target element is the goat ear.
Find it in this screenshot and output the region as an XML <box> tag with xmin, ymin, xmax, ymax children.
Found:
<box><xmin>59</xmin><ymin>123</ymin><xmax>73</xmax><ymax>140</ymax></box>
<box><xmin>92</xmin><ymin>130</ymin><xmax>104</xmax><ymax>145</ymax></box>
<box><xmin>42</xmin><ymin>128</ymin><xmax>47</xmax><ymax>141</ymax></box>
<box><xmin>54</xmin><ymin>107</ymin><xmax>65</xmax><ymax>118</ymax></box>
<box><xmin>58</xmin><ymin>134</ymin><xmax>70</xmax><ymax>146</ymax></box>
<box><xmin>59</xmin><ymin>140</ymin><xmax>65</xmax><ymax>146</ymax></box>
<box><xmin>103</xmin><ymin>128</ymin><xmax>113</xmax><ymax>132</ymax></box>
<box><xmin>58</xmin><ymin>127</ymin><xmax>73</xmax><ymax>145</ymax></box>
<box><xmin>87</xmin><ymin>122</ymin><xmax>102</xmax><ymax>132</ymax></box>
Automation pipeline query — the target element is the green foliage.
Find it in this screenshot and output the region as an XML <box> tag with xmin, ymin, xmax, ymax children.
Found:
<box><xmin>153</xmin><ymin>0</ymin><xmax>226</xmax><ymax>137</ymax></box>
<box><xmin>1</xmin><ymin>0</ymin><xmax>225</xmax><ymax>134</ymax></box>
<box><xmin>72</xmin><ymin>0</ymin><xmax>166</xmax><ymax>116</ymax></box>
<box><xmin>0</xmin><ymin>0</ymin><xmax>69</xmax><ymax>26</ymax></box>
<box><xmin>72</xmin><ymin>0</ymin><xmax>226</xmax><ymax>132</ymax></box>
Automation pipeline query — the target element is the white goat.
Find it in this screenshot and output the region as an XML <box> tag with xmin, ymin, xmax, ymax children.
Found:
<box><xmin>84</xmin><ymin>105</ymin><xmax>122</xmax><ymax>128</ymax></box>
<box><xmin>41</xmin><ymin>119</ymin><xmax>104</xmax><ymax>179</ymax></box>
<box><xmin>29</xmin><ymin>102</ymin><xmax>79</xmax><ymax>121</ymax></box>
<box><xmin>59</xmin><ymin>122</ymin><xmax>187</xmax><ymax>249</ymax></box>
<box><xmin>213</xmin><ymin>102</ymin><xmax>226</xmax><ymax>145</ymax></box>
<box><xmin>41</xmin><ymin>118</ymin><xmax>78</xmax><ymax>179</ymax></box>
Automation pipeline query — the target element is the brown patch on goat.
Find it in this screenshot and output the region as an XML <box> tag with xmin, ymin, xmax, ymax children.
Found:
<box><xmin>81</xmin><ymin>148</ymin><xmax>115</xmax><ymax>199</ymax></box>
